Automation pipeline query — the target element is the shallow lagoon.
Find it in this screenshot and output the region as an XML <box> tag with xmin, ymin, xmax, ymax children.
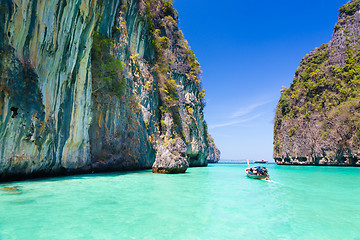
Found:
<box><xmin>1</xmin><ymin>164</ymin><xmax>359</xmax><ymax>240</ymax></box>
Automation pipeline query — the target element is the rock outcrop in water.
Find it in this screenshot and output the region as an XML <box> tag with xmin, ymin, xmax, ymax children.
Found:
<box><xmin>274</xmin><ymin>0</ymin><xmax>360</xmax><ymax>166</ymax></box>
<box><xmin>0</xmin><ymin>0</ymin><xmax>215</xmax><ymax>180</ymax></box>
<box><xmin>152</xmin><ymin>137</ymin><xmax>188</xmax><ymax>174</ymax></box>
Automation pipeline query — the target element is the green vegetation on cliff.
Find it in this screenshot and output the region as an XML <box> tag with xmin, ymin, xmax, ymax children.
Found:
<box><xmin>91</xmin><ymin>32</ymin><xmax>126</xmax><ymax>98</ymax></box>
<box><xmin>340</xmin><ymin>0</ymin><xmax>360</xmax><ymax>16</ymax></box>
<box><xmin>274</xmin><ymin>0</ymin><xmax>360</xmax><ymax>165</ymax></box>
<box><xmin>277</xmin><ymin>40</ymin><xmax>360</xmax><ymax>121</ymax></box>
<box><xmin>144</xmin><ymin>0</ymin><xmax>202</xmax><ymax>104</ymax></box>
<box><xmin>143</xmin><ymin>0</ymin><xmax>205</xmax><ymax>140</ymax></box>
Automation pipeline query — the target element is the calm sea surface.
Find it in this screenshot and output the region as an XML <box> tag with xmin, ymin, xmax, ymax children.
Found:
<box><xmin>0</xmin><ymin>164</ymin><xmax>359</xmax><ymax>240</ymax></box>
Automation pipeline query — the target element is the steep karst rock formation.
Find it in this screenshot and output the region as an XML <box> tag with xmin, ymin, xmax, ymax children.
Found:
<box><xmin>0</xmin><ymin>0</ymin><xmax>215</xmax><ymax>180</ymax></box>
<box><xmin>206</xmin><ymin>134</ymin><xmax>220</xmax><ymax>163</ymax></box>
<box><xmin>274</xmin><ymin>0</ymin><xmax>360</xmax><ymax>166</ymax></box>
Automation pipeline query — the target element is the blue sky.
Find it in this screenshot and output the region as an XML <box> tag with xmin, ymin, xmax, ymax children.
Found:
<box><xmin>173</xmin><ymin>0</ymin><xmax>349</xmax><ymax>161</ymax></box>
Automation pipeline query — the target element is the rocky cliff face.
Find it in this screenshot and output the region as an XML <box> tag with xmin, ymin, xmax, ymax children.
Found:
<box><xmin>0</xmin><ymin>0</ymin><xmax>212</xmax><ymax>180</ymax></box>
<box><xmin>274</xmin><ymin>0</ymin><xmax>360</xmax><ymax>166</ymax></box>
<box><xmin>206</xmin><ymin>134</ymin><xmax>220</xmax><ymax>163</ymax></box>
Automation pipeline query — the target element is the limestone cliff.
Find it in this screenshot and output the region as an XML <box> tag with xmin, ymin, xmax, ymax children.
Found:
<box><xmin>206</xmin><ymin>134</ymin><xmax>220</xmax><ymax>163</ymax></box>
<box><xmin>274</xmin><ymin>0</ymin><xmax>360</xmax><ymax>166</ymax></box>
<box><xmin>0</xmin><ymin>0</ymin><xmax>212</xmax><ymax>180</ymax></box>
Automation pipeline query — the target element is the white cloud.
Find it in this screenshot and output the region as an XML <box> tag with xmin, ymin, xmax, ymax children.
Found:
<box><xmin>208</xmin><ymin>99</ymin><xmax>275</xmax><ymax>130</ymax></box>
<box><xmin>209</xmin><ymin>113</ymin><xmax>263</xmax><ymax>129</ymax></box>
<box><xmin>232</xmin><ymin>100</ymin><xmax>273</xmax><ymax>118</ymax></box>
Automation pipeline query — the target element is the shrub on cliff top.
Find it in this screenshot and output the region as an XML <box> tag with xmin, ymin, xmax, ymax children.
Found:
<box><xmin>162</xmin><ymin>0</ymin><xmax>178</xmax><ymax>22</ymax></box>
<box><xmin>339</xmin><ymin>0</ymin><xmax>360</xmax><ymax>17</ymax></box>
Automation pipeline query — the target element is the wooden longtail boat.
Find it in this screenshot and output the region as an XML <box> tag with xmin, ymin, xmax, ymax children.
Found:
<box><xmin>245</xmin><ymin>159</ymin><xmax>270</xmax><ymax>180</ymax></box>
<box><xmin>245</xmin><ymin>167</ymin><xmax>270</xmax><ymax>180</ymax></box>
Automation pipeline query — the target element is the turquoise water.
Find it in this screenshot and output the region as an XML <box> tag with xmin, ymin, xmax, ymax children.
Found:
<box><xmin>0</xmin><ymin>164</ymin><xmax>360</xmax><ymax>240</ymax></box>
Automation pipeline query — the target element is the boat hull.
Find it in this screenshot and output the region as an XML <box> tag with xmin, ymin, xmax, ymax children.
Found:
<box><xmin>246</xmin><ymin>172</ymin><xmax>269</xmax><ymax>180</ymax></box>
<box><xmin>253</xmin><ymin>160</ymin><xmax>268</xmax><ymax>164</ymax></box>
<box><xmin>245</xmin><ymin>168</ymin><xmax>269</xmax><ymax>180</ymax></box>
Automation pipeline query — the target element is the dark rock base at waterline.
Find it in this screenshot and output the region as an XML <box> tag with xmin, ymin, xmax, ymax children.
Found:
<box><xmin>275</xmin><ymin>158</ymin><xmax>360</xmax><ymax>167</ymax></box>
<box><xmin>276</xmin><ymin>162</ymin><xmax>360</xmax><ymax>167</ymax></box>
<box><xmin>152</xmin><ymin>167</ymin><xmax>187</xmax><ymax>174</ymax></box>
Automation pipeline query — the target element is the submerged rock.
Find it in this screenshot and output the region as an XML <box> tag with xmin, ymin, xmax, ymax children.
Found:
<box><xmin>1</xmin><ymin>187</ymin><xmax>17</xmax><ymax>191</ymax></box>
<box><xmin>0</xmin><ymin>186</ymin><xmax>21</xmax><ymax>194</ymax></box>
<box><xmin>152</xmin><ymin>138</ymin><xmax>189</xmax><ymax>174</ymax></box>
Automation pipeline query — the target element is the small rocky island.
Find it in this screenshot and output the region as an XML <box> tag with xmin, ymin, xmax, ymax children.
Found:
<box><xmin>274</xmin><ymin>0</ymin><xmax>360</xmax><ymax>166</ymax></box>
<box><xmin>0</xmin><ymin>0</ymin><xmax>219</xmax><ymax>181</ymax></box>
